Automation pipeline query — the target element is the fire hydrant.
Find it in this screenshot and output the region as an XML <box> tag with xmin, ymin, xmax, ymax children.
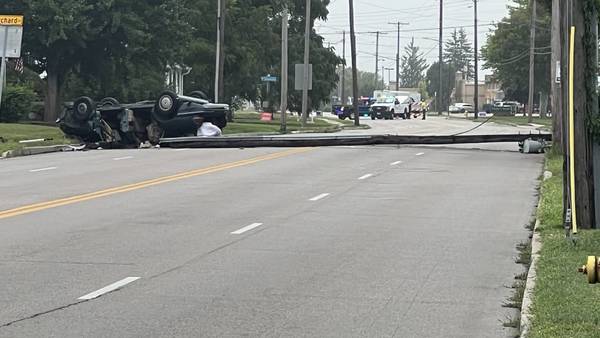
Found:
<box><xmin>579</xmin><ymin>256</ymin><xmax>600</xmax><ymax>284</ymax></box>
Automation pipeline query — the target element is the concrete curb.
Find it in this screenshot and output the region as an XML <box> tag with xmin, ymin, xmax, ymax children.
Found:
<box><xmin>519</xmin><ymin>183</ymin><xmax>546</xmax><ymax>337</ymax></box>
<box><xmin>1</xmin><ymin>145</ymin><xmax>74</xmax><ymax>159</ymax></box>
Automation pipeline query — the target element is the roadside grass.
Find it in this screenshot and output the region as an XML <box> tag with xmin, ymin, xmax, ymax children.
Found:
<box><xmin>529</xmin><ymin>148</ymin><xmax>600</xmax><ymax>338</ymax></box>
<box><xmin>490</xmin><ymin>116</ymin><xmax>553</xmax><ymax>128</ymax></box>
<box><xmin>0</xmin><ymin>123</ymin><xmax>73</xmax><ymax>154</ymax></box>
<box><xmin>225</xmin><ymin>111</ymin><xmax>348</xmax><ymax>135</ymax></box>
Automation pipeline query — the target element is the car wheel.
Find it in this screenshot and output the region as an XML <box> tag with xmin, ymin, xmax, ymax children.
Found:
<box><xmin>72</xmin><ymin>97</ymin><xmax>96</xmax><ymax>122</ymax></box>
<box><xmin>371</xmin><ymin>116</ymin><xmax>375</xmax><ymax>120</ymax></box>
<box><xmin>99</xmin><ymin>97</ymin><xmax>119</xmax><ymax>108</ymax></box>
<box><xmin>153</xmin><ymin>91</ymin><xmax>179</xmax><ymax>122</ymax></box>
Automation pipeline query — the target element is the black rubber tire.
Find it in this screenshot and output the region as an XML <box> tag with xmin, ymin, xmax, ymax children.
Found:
<box><xmin>99</xmin><ymin>97</ymin><xmax>119</xmax><ymax>108</ymax></box>
<box><xmin>72</xmin><ymin>97</ymin><xmax>95</xmax><ymax>122</ymax></box>
<box><xmin>153</xmin><ymin>91</ymin><xmax>179</xmax><ymax>122</ymax></box>
<box><xmin>188</xmin><ymin>90</ymin><xmax>209</xmax><ymax>100</ymax></box>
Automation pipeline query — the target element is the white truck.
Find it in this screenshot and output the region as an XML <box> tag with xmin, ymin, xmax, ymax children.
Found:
<box><xmin>370</xmin><ymin>91</ymin><xmax>421</xmax><ymax>120</ymax></box>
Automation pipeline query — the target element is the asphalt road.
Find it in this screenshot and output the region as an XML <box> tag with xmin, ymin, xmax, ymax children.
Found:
<box><xmin>0</xmin><ymin>121</ymin><xmax>543</xmax><ymax>337</ymax></box>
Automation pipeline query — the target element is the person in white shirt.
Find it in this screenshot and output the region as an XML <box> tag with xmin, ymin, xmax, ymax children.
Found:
<box><xmin>193</xmin><ymin>117</ymin><xmax>222</xmax><ymax>137</ymax></box>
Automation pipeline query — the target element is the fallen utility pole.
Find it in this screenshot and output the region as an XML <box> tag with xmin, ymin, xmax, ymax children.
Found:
<box><xmin>160</xmin><ymin>133</ymin><xmax>552</xmax><ymax>149</ymax></box>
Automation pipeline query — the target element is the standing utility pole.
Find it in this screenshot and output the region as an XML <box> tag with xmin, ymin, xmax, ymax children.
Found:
<box><xmin>341</xmin><ymin>30</ymin><xmax>346</xmax><ymax>105</ymax></box>
<box><xmin>375</xmin><ymin>31</ymin><xmax>380</xmax><ymax>89</ymax></box>
<box><xmin>550</xmin><ymin>0</ymin><xmax>562</xmax><ymax>146</ymax></box>
<box><xmin>473</xmin><ymin>0</ymin><xmax>479</xmax><ymax>120</ymax></box>
<box><xmin>438</xmin><ymin>0</ymin><xmax>444</xmax><ymax>115</ymax></box>
<box><xmin>215</xmin><ymin>0</ymin><xmax>225</xmax><ymax>103</ymax></box>
<box><xmin>527</xmin><ymin>0</ymin><xmax>537</xmax><ymax>123</ymax></box>
<box><xmin>389</xmin><ymin>22</ymin><xmax>408</xmax><ymax>91</ymax></box>
<box><xmin>280</xmin><ymin>8</ymin><xmax>289</xmax><ymax>133</ymax></box>
<box><xmin>349</xmin><ymin>0</ymin><xmax>360</xmax><ymax>126</ymax></box>
<box><xmin>301</xmin><ymin>0</ymin><xmax>312</xmax><ymax>126</ymax></box>
<box><xmin>214</xmin><ymin>0</ymin><xmax>226</xmax><ymax>103</ymax></box>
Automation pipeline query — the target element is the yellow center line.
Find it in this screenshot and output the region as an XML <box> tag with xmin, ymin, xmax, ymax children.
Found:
<box><xmin>0</xmin><ymin>148</ymin><xmax>312</xmax><ymax>220</ymax></box>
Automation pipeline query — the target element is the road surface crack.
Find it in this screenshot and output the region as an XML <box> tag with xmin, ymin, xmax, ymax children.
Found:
<box><xmin>0</xmin><ymin>300</ymin><xmax>86</xmax><ymax>328</ymax></box>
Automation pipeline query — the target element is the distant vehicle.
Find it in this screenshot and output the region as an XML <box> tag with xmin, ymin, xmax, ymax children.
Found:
<box><xmin>369</xmin><ymin>95</ymin><xmax>410</xmax><ymax>120</ymax></box>
<box><xmin>58</xmin><ymin>91</ymin><xmax>229</xmax><ymax>147</ymax></box>
<box><xmin>450</xmin><ymin>103</ymin><xmax>475</xmax><ymax>114</ymax></box>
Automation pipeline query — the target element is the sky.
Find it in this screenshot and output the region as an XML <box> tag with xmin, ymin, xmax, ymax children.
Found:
<box><xmin>315</xmin><ymin>0</ymin><xmax>517</xmax><ymax>81</ymax></box>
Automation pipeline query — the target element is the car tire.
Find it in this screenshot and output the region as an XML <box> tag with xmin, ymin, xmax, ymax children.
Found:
<box><xmin>99</xmin><ymin>97</ymin><xmax>119</xmax><ymax>108</ymax></box>
<box><xmin>72</xmin><ymin>97</ymin><xmax>96</xmax><ymax>122</ymax></box>
<box><xmin>153</xmin><ymin>91</ymin><xmax>179</xmax><ymax>122</ymax></box>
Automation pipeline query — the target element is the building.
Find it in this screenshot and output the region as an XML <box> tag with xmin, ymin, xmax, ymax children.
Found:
<box><xmin>452</xmin><ymin>72</ymin><xmax>504</xmax><ymax>109</ymax></box>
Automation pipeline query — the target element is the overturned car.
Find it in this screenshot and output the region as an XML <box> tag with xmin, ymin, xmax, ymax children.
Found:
<box><xmin>57</xmin><ymin>91</ymin><xmax>229</xmax><ymax>147</ymax></box>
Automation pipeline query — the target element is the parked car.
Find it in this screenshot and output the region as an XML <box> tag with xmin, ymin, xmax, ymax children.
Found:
<box><xmin>57</xmin><ymin>91</ymin><xmax>230</xmax><ymax>147</ymax></box>
<box><xmin>449</xmin><ymin>103</ymin><xmax>475</xmax><ymax>114</ymax></box>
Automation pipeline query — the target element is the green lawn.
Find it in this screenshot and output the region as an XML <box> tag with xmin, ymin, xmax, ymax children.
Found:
<box><xmin>530</xmin><ymin>149</ymin><xmax>600</xmax><ymax>338</ymax></box>
<box><xmin>490</xmin><ymin>116</ymin><xmax>553</xmax><ymax>128</ymax></box>
<box><xmin>0</xmin><ymin>123</ymin><xmax>73</xmax><ymax>154</ymax></box>
<box><xmin>225</xmin><ymin>111</ymin><xmax>343</xmax><ymax>135</ymax></box>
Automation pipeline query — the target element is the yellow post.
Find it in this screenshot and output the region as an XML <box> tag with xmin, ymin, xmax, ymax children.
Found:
<box><xmin>569</xmin><ymin>26</ymin><xmax>578</xmax><ymax>234</ymax></box>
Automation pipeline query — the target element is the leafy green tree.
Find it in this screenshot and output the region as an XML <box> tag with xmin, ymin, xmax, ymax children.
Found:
<box><xmin>444</xmin><ymin>28</ymin><xmax>474</xmax><ymax>80</ymax></box>
<box><xmin>400</xmin><ymin>38</ymin><xmax>427</xmax><ymax>88</ymax></box>
<box><xmin>337</xmin><ymin>68</ymin><xmax>380</xmax><ymax>101</ymax></box>
<box><xmin>425</xmin><ymin>61</ymin><xmax>456</xmax><ymax>112</ymax></box>
<box><xmin>481</xmin><ymin>0</ymin><xmax>551</xmax><ymax>103</ymax></box>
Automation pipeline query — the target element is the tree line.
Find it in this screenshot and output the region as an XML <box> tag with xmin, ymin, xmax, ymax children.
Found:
<box><xmin>0</xmin><ymin>0</ymin><xmax>341</xmax><ymax>122</ymax></box>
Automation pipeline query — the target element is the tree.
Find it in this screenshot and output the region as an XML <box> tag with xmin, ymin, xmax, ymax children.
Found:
<box><xmin>0</xmin><ymin>0</ymin><xmax>192</xmax><ymax>122</ymax></box>
<box><xmin>481</xmin><ymin>0</ymin><xmax>551</xmax><ymax>104</ymax></box>
<box><xmin>444</xmin><ymin>28</ymin><xmax>474</xmax><ymax>80</ymax></box>
<box><xmin>425</xmin><ymin>62</ymin><xmax>456</xmax><ymax>112</ymax></box>
<box><xmin>399</xmin><ymin>38</ymin><xmax>427</xmax><ymax>88</ymax></box>
<box><xmin>338</xmin><ymin>68</ymin><xmax>380</xmax><ymax>100</ymax></box>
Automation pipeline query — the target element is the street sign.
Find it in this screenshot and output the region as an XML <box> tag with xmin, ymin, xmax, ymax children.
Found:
<box><xmin>0</xmin><ymin>26</ymin><xmax>23</xmax><ymax>58</ymax></box>
<box><xmin>0</xmin><ymin>15</ymin><xmax>23</xmax><ymax>26</ymax></box>
<box><xmin>294</xmin><ymin>64</ymin><xmax>312</xmax><ymax>90</ymax></box>
<box><xmin>261</xmin><ymin>74</ymin><xmax>278</xmax><ymax>82</ymax></box>
<box><xmin>1</xmin><ymin>14</ymin><xmax>24</xmax><ymax>108</ymax></box>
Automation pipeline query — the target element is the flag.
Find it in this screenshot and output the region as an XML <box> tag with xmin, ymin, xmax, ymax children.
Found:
<box><xmin>14</xmin><ymin>58</ymin><xmax>24</xmax><ymax>74</ymax></box>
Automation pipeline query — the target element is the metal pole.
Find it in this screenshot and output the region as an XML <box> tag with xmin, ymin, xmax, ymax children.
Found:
<box><xmin>341</xmin><ymin>30</ymin><xmax>346</xmax><ymax>105</ymax></box>
<box><xmin>551</xmin><ymin>0</ymin><xmax>562</xmax><ymax>146</ymax></box>
<box><xmin>214</xmin><ymin>0</ymin><xmax>222</xmax><ymax>102</ymax></box>
<box><xmin>281</xmin><ymin>8</ymin><xmax>289</xmax><ymax>133</ymax></box>
<box><xmin>527</xmin><ymin>0</ymin><xmax>537</xmax><ymax>123</ymax></box>
<box><xmin>301</xmin><ymin>0</ymin><xmax>311</xmax><ymax>126</ymax></box>
<box><xmin>438</xmin><ymin>0</ymin><xmax>443</xmax><ymax>115</ymax></box>
<box><xmin>382</xmin><ymin>66</ymin><xmax>385</xmax><ymax>89</ymax></box>
<box><xmin>349</xmin><ymin>0</ymin><xmax>360</xmax><ymax>126</ymax></box>
<box><xmin>0</xmin><ymin>27</ymin><xmax>8</xmax><ymax>108</ymax></box>
<box><xmin>396</xmin><ymin>23</ymin><xmax>400</xmax><ymax>90</ymax></box>
<box><xmin>473</xmin><ymin>0</ymin><xmax>479</xmax><ymax>120</ymax></box>
<box><xmin>375</xmin><ymin>31</ymin><xmax>379</xmax><ymax>89</ymax></box>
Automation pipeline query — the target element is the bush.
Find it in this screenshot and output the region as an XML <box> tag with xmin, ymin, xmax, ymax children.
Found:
<box><xmin>0</xmin><ymin>85</ymin><xmax>37</xmax><ymax>122</ymax></box>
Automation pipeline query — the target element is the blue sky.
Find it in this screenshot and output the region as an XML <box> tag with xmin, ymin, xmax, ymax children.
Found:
<box><xmin>316</xmin><ymin>0</ymin><xmax>515</xmax><ymax>80</ymax></box>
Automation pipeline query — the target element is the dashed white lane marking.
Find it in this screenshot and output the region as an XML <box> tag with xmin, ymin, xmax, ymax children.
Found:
<box><xmin>231</xmin><ymin>223</ymin><xmax>263</xmax><ymax>235</ymax></box>
<box><xmin>173</xmin><ymin>148</ymin><xmax>189</xmax><ymax>152</ymax></box>
<box><xmin>309</xmin><ymin>193</ymin><xmax>330</xmax><ymax>201</ymax></box>
<box><xmin>358</xmin><ymin>173</ymin><xmax>373</xmax><ymax>180</ymax></box>
<box><xmin>113</xmin><ymin>156</ymin><xmax>133</xmax><ymax>161</ymax></box>
<box><xmin>29</xmin><ymin>167</ymin><xmax>57</xmax><ymax>173</ymax></box>
<box><xmin>416</xmin><ymin>152</ymin><xmax>425</xmax><ymax>156</ymax></box>
<box><xmin>390</xmin><ymin>161</ymin><xmax>403</xmax><ymax>166</ymax></box>
<box><xmin>78</xmin><ymin>277</ymin><xmax>141</xmax><ymax>300</ymax></box>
